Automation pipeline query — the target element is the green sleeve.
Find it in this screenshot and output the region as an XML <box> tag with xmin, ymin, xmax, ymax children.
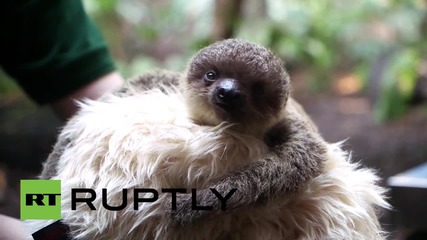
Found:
<box><xmin>0</xmin><ymin>0</ymin><xmax>117</xmax><ymax>104</ymax></box>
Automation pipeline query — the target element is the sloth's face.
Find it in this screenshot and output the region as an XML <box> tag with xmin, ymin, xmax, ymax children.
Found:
<box><xmin>183</xmin><ymin>39</ymin><xmax>290</xmax><ymax>130</ymax></box>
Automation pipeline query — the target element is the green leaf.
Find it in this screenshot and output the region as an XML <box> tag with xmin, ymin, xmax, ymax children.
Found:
<box><xmin>374</xmin><ymin>47</ymin><xmax>419</xmax><ymax>121</ymax></box>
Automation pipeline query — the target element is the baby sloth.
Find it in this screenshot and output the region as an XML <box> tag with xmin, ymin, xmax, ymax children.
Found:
<box><xmin>31</xmin><ymin>39</ymin><xmax>389</xmax><ymax>240</ymax></box>
<box><xmin>171</xmin><ymin>39</ymin><xmax>327</xmax><ymax>222</ymax></box>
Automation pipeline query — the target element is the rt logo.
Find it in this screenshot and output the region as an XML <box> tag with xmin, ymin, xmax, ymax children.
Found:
<box><xmin>20</xmin><ymin>180</ymin><xmax>61</xmax><ymax>220</ymax></box>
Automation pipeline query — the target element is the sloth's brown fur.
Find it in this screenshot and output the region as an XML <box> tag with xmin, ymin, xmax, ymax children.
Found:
<box><xmin>29</xmin><ymin>39</ymin><xmax>389</xmax><ymax>240</ymax></box>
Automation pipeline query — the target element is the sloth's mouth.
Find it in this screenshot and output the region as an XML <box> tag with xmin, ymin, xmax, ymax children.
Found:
<box><xmin>210</xmin><ymin>93</ymin><xmax>245</xmax><ymax>121</ymax></box>
<box><xmin>211</xmin><ymin>101</ymin><xmax>249</xmax><ymax>124</ymax></box>
<box><xmin>215</xmin><ymin>102</ymin><xmax>235</xmax><ymax>112</ymax></box>
<box><xmin>212</xmin><ymin>95</ymin><xmax>240</xmax><ymax>113</ymax></box>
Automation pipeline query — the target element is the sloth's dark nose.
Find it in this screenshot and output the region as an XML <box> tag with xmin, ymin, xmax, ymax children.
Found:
<box><xmin>214</xmin><ymin>79</ymin><xmax>243</xmax><ymax>109</ymax></box>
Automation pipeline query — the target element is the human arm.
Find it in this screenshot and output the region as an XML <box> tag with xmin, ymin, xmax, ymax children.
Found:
<box><xmin>51</xmin><ymin>72</ymin><xmax>124</xmax><ymax>120</ymax></box>
<box><xmin>0</xmin><ymin>0</ymin><xmax>122</xmax><ymax>120</ymax></box>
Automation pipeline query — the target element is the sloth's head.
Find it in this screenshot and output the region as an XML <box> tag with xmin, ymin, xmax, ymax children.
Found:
<box><xmin>182</xmin><ymin>39</ymin><xmax>290</xmax><ymax>135</ymax></box>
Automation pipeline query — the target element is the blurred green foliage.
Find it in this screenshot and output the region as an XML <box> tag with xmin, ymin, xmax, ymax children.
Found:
<box><xmin>375</xmin><ymin>47</ymin><xmax>420</xmax><ymax>121</ymax></box>
<box><xmin>1</xmin><ymin>0</ymin><xmax>425</xmax><ymax>122</ymax></box>
<box><xmin>237</xmin><ymin>0</ymin><xmax>426</xmax><ymax>121</ymax></box>
<box><xmin>0</xmin><ymin>70</ymin><xmax>19</xmax><ymax>95</ymax></box>
<box><xmin>83</xmin><ymin>0</ymin><xmax>216</xmax><ymax>77</ymax></box>
<box><xmin>84</xmin><ymin>0</ymin><xmax>425</xmax><ymax>121</ymax></box>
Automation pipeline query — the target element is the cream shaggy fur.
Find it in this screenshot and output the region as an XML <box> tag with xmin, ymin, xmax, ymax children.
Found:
<box><xmin>26</xmin><ymin>89</ymin><xmax>389</xmax><ymax>240</ymax></box>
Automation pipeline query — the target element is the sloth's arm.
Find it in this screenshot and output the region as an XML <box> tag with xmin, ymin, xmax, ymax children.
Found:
<box><xmin>172</xmin><ymin>101</ymin><xmax>328</xmax><ymax>224</ymax></box>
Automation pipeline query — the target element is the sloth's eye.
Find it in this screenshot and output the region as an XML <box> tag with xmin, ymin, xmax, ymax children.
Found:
<box><xmin>204</xmin><ymin>70</ymin><xmax>217</xmax><ymax>82</ymax></box>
